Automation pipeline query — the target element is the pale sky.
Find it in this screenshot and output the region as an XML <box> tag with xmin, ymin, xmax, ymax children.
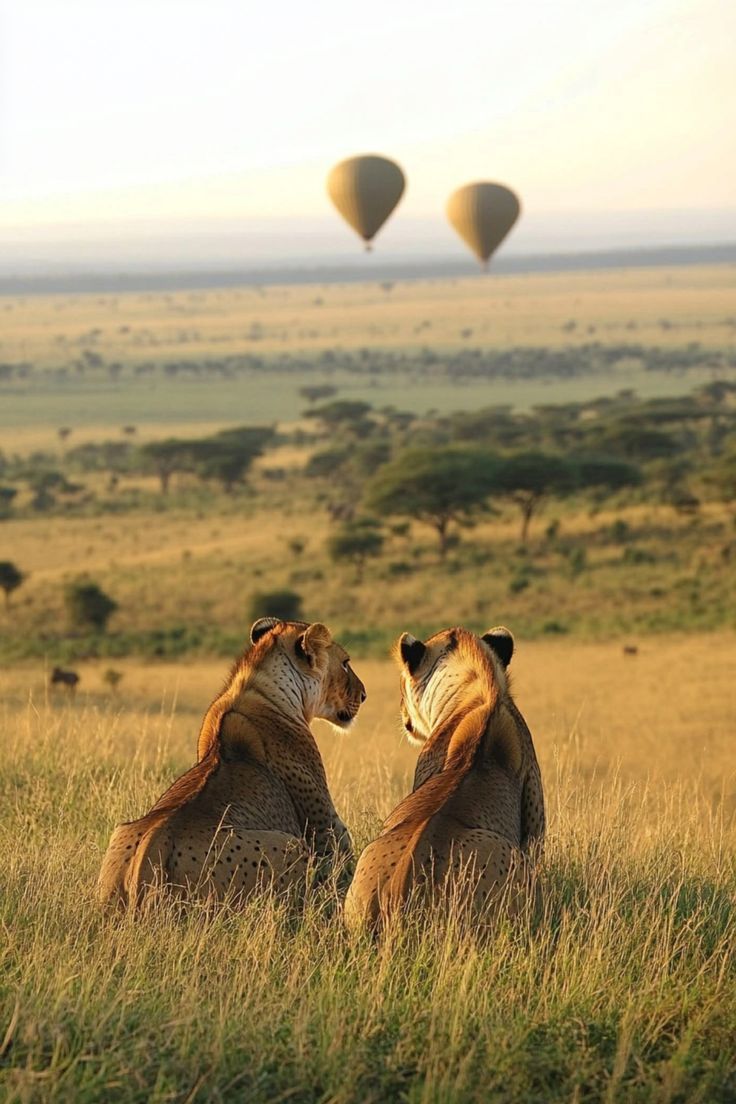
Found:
<box><xmin>1</xmin><ymin>0</ymin><xmax>735</xmax><ymax>261</ymax></box>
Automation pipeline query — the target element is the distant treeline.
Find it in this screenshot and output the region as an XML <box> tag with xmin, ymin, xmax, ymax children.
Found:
<box><xmin>2</xmin><ymin>341</ymin><xmax>734</xmax><ymax>389</ymax></box>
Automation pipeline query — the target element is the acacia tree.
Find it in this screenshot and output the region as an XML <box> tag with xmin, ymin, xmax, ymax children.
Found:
<box><xmin>496</xmin><ymin>452</ymin><xmax>577</xmax><ymax>543</ymax></box>
<box><xmin>575</xmin><ymin>455</ymin><xmax>642</xmax><ymax>500</ymax></box>
<box><xmin>366</xmin><ymin>447</ymin><xmax>498</xmax><ymax>557</ymax></box>
<box><xmin>0</xmin><ymin>561</ymin><xmax>24</xmax><ymax>607</ymax></box>
<box><xmin>299</xmin><ymin>384</ymin><xmax>338</xmax><ymax>404</ymax></box>
<box><xmin>197</xmin><ymin>452</ymin><xmax>250</xmax><ymax>492</ymax></box>
<box><xmin>327</xmin><ymin>518</ymin><xmax>384</xmax><ymax>581</ymax></box>
<box><xmin>305</xmin><ymin>447</ymin><xmax>351</xmax><ymax>479</ymax></box>
<box><xmin>190</xmin><ymin>426</ymin><xmax>274</xmax><ymax>492</ymax></box>
<box><xmin>592</xmin><ymin>422</ymin><xmax>680</xmax><ymax>462</ymax></box>
<box><xmin>305</xmin><ymin>440</ymin><xmax>391</xmax><ymax>517</ymax></box>
<box><xmin>140</xmin><ymin>439</ymin><xmax>192</xmax><ymax>493</ymax></box>
<box><xmin>142</xmin><ymin>427</ymin><xmax>273</xmax><ymax>494</ymax></box>
<box><xmin>304</xmin><ymin>400</ymin><xmax>375</xmax><ymax>439</ymax></box>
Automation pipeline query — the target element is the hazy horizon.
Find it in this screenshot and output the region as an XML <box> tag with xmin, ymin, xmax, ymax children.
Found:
<box><xmin>1</xmin><ymin>209</ymin><xmax>735</xmax><ymax>277</ymax></box>
<box><xmin>2</xmin><ymin>0</ymin><xmax>734</xmax><ymax>275</ymax></box>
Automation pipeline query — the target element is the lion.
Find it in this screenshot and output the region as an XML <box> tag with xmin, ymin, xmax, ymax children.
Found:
<box><xmin>97</xmin><ymin>618</ymin><xmax>366</xmax><ymax>909</ymax></box>
<box><xmin>344</xmin><ymin>625</ymin><xmax>544</xmax><ymax>930</ymax></box>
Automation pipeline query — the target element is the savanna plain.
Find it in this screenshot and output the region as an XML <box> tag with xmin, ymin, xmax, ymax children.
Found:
<box><xmin>1</xmin><ymin>263</ymin><xmax>735</xmax><ymax>1102</ymax></box>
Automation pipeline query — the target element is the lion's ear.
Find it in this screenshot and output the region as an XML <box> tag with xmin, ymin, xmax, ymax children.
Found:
<box><xmin>398</xmin><ymin>632</ymin><xmax>427</xmax><ymax>674</ymax></box>
<box><xmin>482</xmin><ymin>626</ymin><xmax>514</xmax><ymax>668</ymax></box>
<box><xmin>296</xmin><ymin>622</ymin><xmax>332</xmax><ymax>666</ymax></box>
<box><xmin>250</xmin><ymin>617</ymin><xmax>281</xmax><ymax>644</ymax></box>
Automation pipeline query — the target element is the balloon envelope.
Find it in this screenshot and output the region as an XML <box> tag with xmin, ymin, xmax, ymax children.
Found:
<box><xmin>327</xmin><ymin>155</ymin><xmax>406</xmax><ymax>245</ymax></box>
<box><xmin>446</xmin><ymin>182</ymin><xmax>521</xmax><ymax>266</ymax></box>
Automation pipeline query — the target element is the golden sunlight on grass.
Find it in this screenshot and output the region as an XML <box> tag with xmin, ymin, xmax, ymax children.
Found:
<box><xmin>1</xmin><ymin>265</ymin><xmax>733</xmax><ymax>369</ymax></box>
<box><xmin>1</xmin><ymin>635</ymin><xmax>734</xmax><ymax>1100</ymax></box>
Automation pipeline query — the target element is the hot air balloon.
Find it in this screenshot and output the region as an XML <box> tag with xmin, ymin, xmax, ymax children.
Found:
<box><xmin>327</xmin><ymin>154</ymin><xmax>405</xmax><ymax>250</ymax></box>
<box><xmin>446</xmin><ymin>182</ymin><xmax>520</xmax><ymax>269</ymax></box>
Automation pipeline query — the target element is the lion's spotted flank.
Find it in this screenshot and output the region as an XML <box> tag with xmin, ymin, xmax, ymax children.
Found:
<box><xmin>97</xmin><ymin>619</ymin><xmax>366</xmax><ymax>909</ymax></box>
<box><xmin>345</xmin><ymin>625</ymin><xmax>544</xmax><ymax>931</ymax></box>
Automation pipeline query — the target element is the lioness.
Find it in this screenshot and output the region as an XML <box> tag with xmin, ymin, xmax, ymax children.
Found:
<box><xmin>98</xmin><ymin>619</ymin><xmax>366</xmax><ymax>909</ymax></box>
<box><xmin>345</xmin><ymin>626</ymin><xmax>544</xmax><ymax>930</ymax></box>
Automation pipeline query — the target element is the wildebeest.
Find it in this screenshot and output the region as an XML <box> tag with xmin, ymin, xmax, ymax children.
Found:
<box><xmin>50</xmin><ymin>666</ymin><xmax>80</xmax><ymax>692</ymax></box>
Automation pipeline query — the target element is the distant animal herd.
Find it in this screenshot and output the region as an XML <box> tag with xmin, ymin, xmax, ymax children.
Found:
<box><xmin>95</xmin><ymin>617</ymin><xmax>550</xmax><ymax>930</ymax></box>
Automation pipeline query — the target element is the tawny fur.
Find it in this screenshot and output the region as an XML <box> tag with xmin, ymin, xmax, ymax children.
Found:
<box><xmin>345</xmin><ymin>627</ymin><xmax>544</xmax><ymax>931</ymax></box>
<box><xmin>98</xmin><ymin>620</ymin><xmax>365</xmax><ymax>909</ymax></box>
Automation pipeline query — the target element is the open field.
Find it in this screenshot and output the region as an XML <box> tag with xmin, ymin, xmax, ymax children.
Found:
<box><xmin>1</xmin><ymin>635</ymin><xmax>734</xmax><ymax>1102</ymax></box>
<box><xmin>2</xmin><ymin>493</ymin><xmax>735</xmax><ymax>663</ymax></box>
<box><xmin>3</xmin><ymin>265</ymin><xmax>734</xmax><ymax>364</ymax></box>
<box><xmin>1</xmin><ymin>365</ymin><xmax>718</xmax><ymax>443</ymax></box>
<box><xmin>1</xmin><ymin>263</ymin><xmax>734</xmax><ymax>435</ymax></box>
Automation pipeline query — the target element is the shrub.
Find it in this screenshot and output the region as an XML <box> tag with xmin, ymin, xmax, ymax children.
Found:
<box><xmin>542</xmin><ymin>619</ymin><xmax>568</xmax><ymax>634</ymax></box>
<box><xmin>0</xmin><ymin>561</ymin><xmax>24</xmax><ymax>607</ymax></box>
<box><xmin>509</xmin><ymin>572</ymin><xmax>530</xmax><ymax>595</ymax></box>
<box><xmin>31</xmin><ymin>489</ymin><xmax>56</xmax><ymax>512</ymax></box>
<box><xmin>386</xmin><ymin>561</ymin><xmax>412</xmax><ymax>577</ymax></box>
<box><xmin>567</xmin><ymin>546</ymin><xmax>588</xmax><ymax>578</ymax></box>
<box><xmin>64</xmin><ymin>580</ymin><xmax>118</xmax><ymax>631</ymax></box>
<box><xmin>103</xmin><ymin>668</ymin><xmax>123</xmax><ymax>691</ymax></box>
<box><xmin>609</xmin><ymin>519</ymin><xmax>631</xmax><ymax>544</ymax></box>
<box><xmin>289</xmin><ymin>569</ymin><xmax>324</xmax><ymax>585</ymax></box>
<box><xmin>389</xmin><ymin>521</ymin><xmax>411</xmax><ymax>538</ymax></box>
<box><xmin>623</xmin><ymin>547</ymin><xmax>657</xmax><ymax>566</ymax></box>
<box><xmin>0</xmin><ymin>486</ymin><xmax>18</xmax><ymax>520</ymax></box>
<box><xmin>248</xmin><ymin>589</ymin><xmax>304</xmax><ymax>622</ymax></box>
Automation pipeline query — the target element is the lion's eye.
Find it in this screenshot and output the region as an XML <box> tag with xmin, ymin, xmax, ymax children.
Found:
<box><xmin>342</xmin><ymin>660</ymin><xmax>350</xmax><ymax>671</ymax></box>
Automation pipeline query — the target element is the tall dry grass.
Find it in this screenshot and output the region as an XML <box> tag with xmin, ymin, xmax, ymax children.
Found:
<box><xmin>1</xmin><ymin>638</ymin><xmax>734</xmax><ymax>1102</ymax></box>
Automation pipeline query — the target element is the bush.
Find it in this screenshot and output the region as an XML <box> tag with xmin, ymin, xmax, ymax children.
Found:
<box><xmin>327</xmin><ymin>518</ymin><xmax>384</xmax><ymax>581</ymax></box>
<box><xmin>542</xmin><ymin>619</ymin><xmax>568</xmax><ymax>634</ymax></box>
<box><xmin>0</xmin><ymin>486</ymin><xmax>17</xmax><ymax>520</ymax></box>
<box><xmin>103</xmin><ymin>668</ymin><xmax>123</xmax><ymax>691</ymax></box>
<box><xmin>31</xmin><ymin>489</ymin><xmax>56</xmax><ymax>512</ymax></box>
<box><xmin>389</xmin><ymin>521</ymin><xmax>411</xmax><ymax>538</ymax></box>
<box><xmin>668</xmin><ymin>488</ymin><xmax>700</xmax><ymax>515</ymax></box>
<box><xmin>248</xmin><ymin>589</ymin><xmax>304</xmax><ymax>622</ymax></box>
<box><xmin>567</xmin><ymin>546</ymin><xmax>588</xmax><ymax>578</ymax></box>
<box><xmin>64</xmin><ymin>580</ymin><xmax>118</xmax><ymax>631</ymax></box>
<box><xmin>0</xmin><ymin>561</ymin><xmax>24</xmax><ymax>607</ymax></box>
<box><xmin>288</xmin><ymin>569</ymin><xmax>324</xmax><ymax>585</ymax></box>
<box><xmin>609</xmin><ymin>519</ymin><xmax>631</xmax><ymax>544</ymax></box>
<box><xmin>623</xmin><ymin>547</ymin><xmax>657</xmax><ymax>566</ymax></box>
<box><xmin>386</xmin><ymin>561</ymin><xmax>412</xmax><ymax>577</ymax></box>
<box><xmin>509</xmin><ymin>572</ymin><xmax>530</xmax><ymax>595</ymax></box>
